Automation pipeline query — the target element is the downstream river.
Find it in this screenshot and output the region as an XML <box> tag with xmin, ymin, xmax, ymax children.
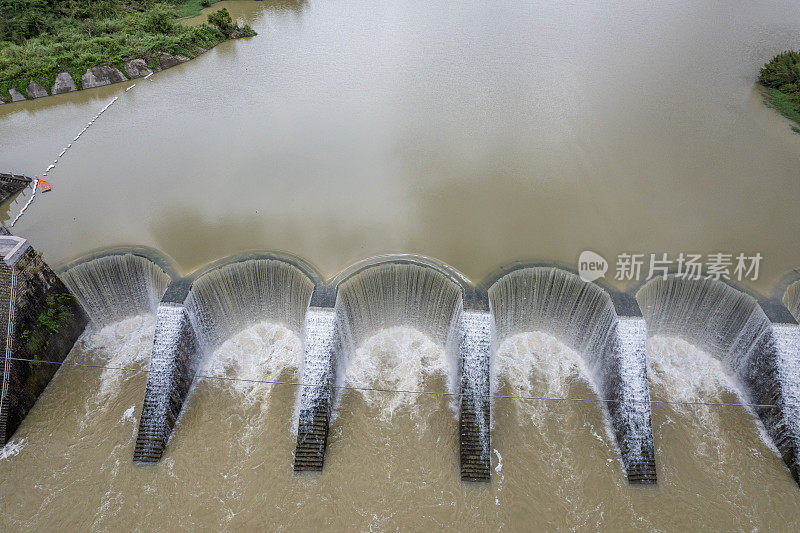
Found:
<box><xmin>1</xmin><ymin>0</ymin><xmax>800</xmax><ymax>529</ymax></box>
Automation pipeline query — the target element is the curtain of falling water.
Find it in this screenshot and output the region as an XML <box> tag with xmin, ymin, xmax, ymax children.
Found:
<box><xmin>60</xmin><ymin>253</ymin><xmax>171</xmax><ymax>326</ymax></box>
<box><xmin>488</xmin><ymin>268</ymin><xmax>617</xmax><ymax>379</ymax></box>
<box><xmin>334</xmin><ymin>263</ymin><xmax>464</xmax><ymax>399</ymax></box>
<box><xmin>636</xmin><ymin>278</ymin><xmax>772</xmax><ymax>381</ymax></box>
<box><xmin>185</xmin><ymin>259</ymin><xmax>315</xmax><ymax>350</ymax></box>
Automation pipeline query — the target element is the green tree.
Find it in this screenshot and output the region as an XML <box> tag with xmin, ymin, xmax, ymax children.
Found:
<box><xmin>759</xmin><ymin>51</ymin><xmax>800</xmax><ymax>92</ymax></box>
<box><xmin>141</xmin><ymin>3</ymin><xmax>179</xmax><ymax>35</ymax></box>
<box><xmin>207</xmin><ymin>7</ymin><xmax>235</xmax><ymax>35</ymax></box>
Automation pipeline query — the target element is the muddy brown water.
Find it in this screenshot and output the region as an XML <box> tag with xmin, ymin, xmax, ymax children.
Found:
<box><xmin>1</xmin><ymin>320</ymin><xmax>799</xmax><ymax>530</ymax></box>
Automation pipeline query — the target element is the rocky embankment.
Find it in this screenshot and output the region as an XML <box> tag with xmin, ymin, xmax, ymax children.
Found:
<box><xmin>1</xmin><ymin>50</ymin><xmax>206</xmax><ymax>104</ymax></box>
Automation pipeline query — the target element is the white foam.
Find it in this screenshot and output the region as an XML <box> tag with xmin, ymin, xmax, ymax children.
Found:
<box><xmin>646</xmin><ymin>335</ymin><xmax>772</xmax><ymax>456</ymax></box>
<box><xmin>344</xmin><ymin>326</ymin><xmax>448</xmax><ymax>420</ymax></box>
<box><xmin>199</xmin><ymin>321</ymin><xmax>302</xmax><ymax>404</ymax></box>
<box><xmin>494</xmin><ymin>331</ymin><xmax>596</xmax><ymax>410</ymax></box>
<box><xmin>74</xmin><ymin>314</ymin><xmax>155</xmax><ymax>403</ymax></box>
<box><xmin>0</xmin><ymin>438</ymin><xmax>26</xmax><ymax>460</ymax></box>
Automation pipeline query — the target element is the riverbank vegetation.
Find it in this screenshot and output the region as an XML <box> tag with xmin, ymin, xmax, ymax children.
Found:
<box><xmin>0</xmin><ymin>0</ymin><xmax>255</xmax><ymax>103</ymax></box>
<box><xmin>759</xmin><ymin>50</ymin><xmax>800</xmax><ymax>133</ymax></box>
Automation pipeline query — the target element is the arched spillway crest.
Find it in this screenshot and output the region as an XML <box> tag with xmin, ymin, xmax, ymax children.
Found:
<box><xmin>488</xmin><ymin>266</ymin><xmax>657</xmax><ymax>484</ymax></box>
<box><xmin>637</xmin><ymin>275</ymin><xmax>800</xmax><ymax>486</ymax></box>
<box><xmin>50</xmin><ymin>245</ymin><xmax>800</xmax><ymax>489</ymax></box>
<box><xmin>185</xmin><ymin>257</ymin><xmax>316</xmax><ymax>350</ymax></box>
<box><xmin>59</xmin><ymin>249</ymin><xmax>173</xmax><ymax>326</ymax></box>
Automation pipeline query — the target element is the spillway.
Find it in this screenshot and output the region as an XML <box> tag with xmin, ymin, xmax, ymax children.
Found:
<box><xmin>489</xmin><ymin>267</ymin><xmax>656</xmax><ymax>484</ymax></box>
<box><xmin>60</xmin><ymin>253</ymin><xmax>170</xmax><ymax>326</ymax></box>
<box><xmin>185</xmin><ymin>259</ymin><xmax>315</xmax><ymax>350</ymax></box>
<box><xmin>637</xmin><ymin>276</ymin><xmax>800</xmax><ymax>485</ymax></box>
<box><xmin>135</xmin><ymin>258</ymin><xmax>316</xmax><ymax>462</ymax></box>
<box><xmin>335</xmin><ymin>262</ymin><xmax>464</xmax><ymax>350</ymax></box>
<box><xmin>295</xmin><ymin>261</ymin><xmax>469</xmax><ymax>473</ymax></box>
<box><xmin>10</xmin><ymin>240</ymin><xmax>800</xmax><ymax>491</ymax></box>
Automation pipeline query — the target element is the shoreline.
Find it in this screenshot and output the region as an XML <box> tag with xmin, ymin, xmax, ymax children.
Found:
<box><xmin>0</xmin><ymin>41</ymin><xmax>241</xmax><ymax>106</ymax></box>
<box><xmin>0</xmin><ymin>3</ymin><xmax>256</xmax><ymax>106</ymax></box>
<box><xmin>760</xmin><ymin>84</ymin><xmax>800</xmax><ymax>134</ymax></box>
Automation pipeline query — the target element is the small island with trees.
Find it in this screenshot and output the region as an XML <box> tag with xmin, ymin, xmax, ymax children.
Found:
<box><xmin>0</xmin><ymin>0</ymin><xmax>255</xmax><ymax>103</ymax></box>
<box><xmin>759</xmin><ymin>50</ymin><xmax>800</xmax><ymax>133</ymax></box>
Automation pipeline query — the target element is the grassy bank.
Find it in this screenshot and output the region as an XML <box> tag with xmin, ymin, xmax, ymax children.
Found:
<box><xmin>759</xmin><ymin>51</ymin><xmax>800</xmax><ymax>133</ymax></box>
<box><xmin>0</xmin><ymin>0</ymin><xmax>254</xmax><ymax>102</ymax></box>
<box><xmin>175</xmin><ymin>0</ymin><xmax>224</xmax><ymax>18</ymax></box>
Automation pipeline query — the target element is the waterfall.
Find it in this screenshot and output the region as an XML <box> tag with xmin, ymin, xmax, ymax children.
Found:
<box><xmin>490</xmin><ymin>268</ymin><xmax>616</xmax><ymax>366</ymax></box>
<box><xmin>335</xmin><ymin>263</ymin><xmax>464</xmax><ymax>356</ymax></box>
<box><xmin>784</xmin><ymin>281</ymin><xmax>800</xmax><ymax>321</ymax></box>
<box><xmin>60</xmin><ymin>253</ymin><xmax>170</xmax><ymax>326</ymax></box>
<box><xmin>636</xmin><ymin>277</ymin><xmax>769</xmax><ymax>368</ymax></box>
<box><xmin>185</xmin><ymin>259</ymin><xmax>315</xmax><ymax>350</ymax></box>
<box><xmin>489</xmin><ymin>267</ymin><xmax>656</xmax><ymax>483</ymax></box>
<box><xmin>637</xmin><ymin>276</ymin><xmax>800</xmax><ymax>484</ymax></box>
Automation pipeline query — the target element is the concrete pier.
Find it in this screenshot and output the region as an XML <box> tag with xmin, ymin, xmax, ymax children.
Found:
<box><xmin>133</xmin><ymin>282</ymin><xmax>200</xmax><ymax>462</ymax></box>
<box><xmin>293</xmin><ymin>305</ymin><xmax>338</xmax><ymax>472</ymax></box>
<box><xmin>458</xmin><ymin>309</ymin><xmax>493</xmax><ymax>482</ymax></box>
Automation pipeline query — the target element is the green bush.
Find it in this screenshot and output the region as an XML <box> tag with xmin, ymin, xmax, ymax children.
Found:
<box><xmin>759</xmin><ymin>51</ymin><xmax>800</xmax><ymax>90</ymax></box>
<box><xmin>141</xmin><ymin>4</ymin><xmax>179</xmax><ymax>35</ymax></box>
<box><xmin>21</xmin><ymin>292</ymin><xmax>74</xmax><ymax>368</ymax></box>
<box><xmin>207</xmin><ymin>8</ymin><xmax>235</xmax><ymax>35</ymax></box>
<box><xmin>760</xmin><ymin>51</ymin><xmax>800</xmax><ymax>130</ymax></box>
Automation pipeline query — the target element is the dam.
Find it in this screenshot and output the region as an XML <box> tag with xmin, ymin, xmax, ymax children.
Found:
<box><xmin>3</xmin><ymin>235</ymin><xmax>800</xmax><ymax>496</ymax></box>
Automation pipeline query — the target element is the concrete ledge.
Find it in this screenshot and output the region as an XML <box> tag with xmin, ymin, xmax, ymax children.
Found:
<box><xmin>459</xmin><ymin>309</ymin><xmax>492</xmax><ymax>482</ymax></box>
<box><xmin>294</xmin><ymin>305</ymin><xmax>338</xmax><ymax>472</ymax></box>
<box><xmin>133</xmin><ymin>292</ymin><xmax>200</xmax><ymax>462</ymax></box>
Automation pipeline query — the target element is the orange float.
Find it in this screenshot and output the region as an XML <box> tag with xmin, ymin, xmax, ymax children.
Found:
<box><xmin>38</xmin><ymin>180</ymin><xmax>51</xmax><ymax>193</ymax></box>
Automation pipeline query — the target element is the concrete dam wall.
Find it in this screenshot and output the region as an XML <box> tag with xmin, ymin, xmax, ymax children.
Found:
<box><xmin>4</xmin><ymin>238</ymin><xmax>800</xmax><ymax>489</ymax></box>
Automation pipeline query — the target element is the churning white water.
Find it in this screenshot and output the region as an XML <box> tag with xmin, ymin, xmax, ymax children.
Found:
<box><xmin>198</xmin><ymin>321</ymin><xmax>302</xmax><ymax>402</ymax></box>
<box><xmin>74</xmin><ymin>314</ymin><xmax>155</xmax><ymax>403</ymax></box>
<box><xmin>494</xmin><ymin>332</ymin><xmax>596</xmax><ymax>424</ymax></box>
<box><xmin>646</xmin><ymin>335</ymin><xmax>775</xmax><ymax>462</ymax></box>
<box><xmin>343</xmin><ymin>327</ymin><xmax>450</xmax><ymax>420</ymax></box>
